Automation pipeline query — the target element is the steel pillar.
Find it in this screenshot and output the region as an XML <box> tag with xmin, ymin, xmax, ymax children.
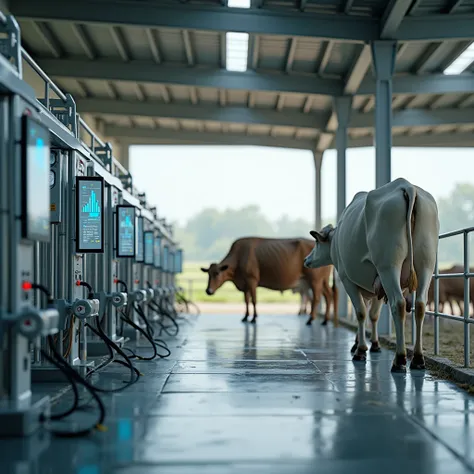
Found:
<box><xmin>120</xmin><ymin>143</ymin><xmax>130</xmax><ymax>170</ymax></box>
<box><xmin>313</xmin><ymin>151</ymin><xmax>323</xmax><ymax>231</ymax></box>
<box><xmin>333</xmin><ymin>96</ymin><xmax>352</xmax><ymax>321</ymax></box>
<box><xmin>371</xmin><ymin>40</ymin><xmax>397</xmax><ymax>336</ymax></box>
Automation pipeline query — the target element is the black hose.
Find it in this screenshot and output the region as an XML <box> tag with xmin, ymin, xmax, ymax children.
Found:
<box><xmin>41</xmin><ymin>337</ymin><xmax>107</xmax><ymax>437</ymax></box>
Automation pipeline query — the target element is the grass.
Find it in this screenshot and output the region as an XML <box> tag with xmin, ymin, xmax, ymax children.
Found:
<box><xmin>176</xmin><ymin>261</ymin><xmax>301</xmax><ymax>303</ymax></box>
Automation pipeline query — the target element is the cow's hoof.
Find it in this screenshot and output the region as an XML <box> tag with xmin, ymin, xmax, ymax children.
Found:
<box><xmin>241</xmin><ymin>316</ymin><xmax>248</xmax><ymax>323</ymax></box>
<box><xmin>305</xmin><ymin>319</ymin><xmax>312</xmax><ymax>326</ymax></box>
<box><xmin>250</xmin><ymin>318</ymin><xmax>257</xmax><ymax>324</ymax></box>
<box><xmin>391</xmin><ymin>354</ymin><xmax>407</xmax><ymax>373</ymax></box>
<box><xmin>352</xmin><ymin>351</ymin><xmax>367</xmax><ymax>362</ymax></box>
<box><xmin>370</xmin><ymin>341</ymin><xmax>382</xmax><ymax>353</ymax></box>
<box><xmin>350</xmin><ymin>343</ymin><xmax>358</xmax><ymax>353</ymax></box>
<box><xmin>391</xmin><ymin>364</ymin><xmax>407</xmax><ymax>373</ymax></box>
<box><xmin>410</xmin><ymin>354</ymin><xmax>426</xmax><ymax>370</ymax></box>
<box><xmin>321</xmin><ymin>320</ymin><xmax>328</xmax><ymax>326</ymax></box>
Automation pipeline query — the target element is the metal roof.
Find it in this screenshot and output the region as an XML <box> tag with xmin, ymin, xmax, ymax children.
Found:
<box><xmin>7</xmin><ymin>0</ymin><xmax>474</xmax><ymax>152</ymax></box>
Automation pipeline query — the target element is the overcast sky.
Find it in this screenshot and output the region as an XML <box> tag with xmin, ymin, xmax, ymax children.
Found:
<box><xmin>130</xmin><ymin>145</ymin><xmax>474</xmax><ymax>227</ymax></box>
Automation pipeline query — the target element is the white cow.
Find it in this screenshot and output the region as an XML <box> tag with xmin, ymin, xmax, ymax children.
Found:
<box><xmin>303</xmin><ymin>178</ymin><xmax>439</xmax><ymax>373</ymax></box>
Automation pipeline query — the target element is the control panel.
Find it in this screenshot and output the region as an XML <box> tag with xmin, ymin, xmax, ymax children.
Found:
<box><xmin>154</xmin><ymin>236</ymin><xmax>161</xmax><ymax>269</ymax></box>
<box><xmin>144</xmin><ymin>231</ymin><xmax>154</xmax><ymax>266</ymax></box>
<box><xmin>136</xmin><ymin>216</ymin><xmax>144</xmax><ymax>263</ymax></box>
<box><xmin>116</xmin><ymin>205</ymin><xmax>136</xmax><ymax>258</ymax></box>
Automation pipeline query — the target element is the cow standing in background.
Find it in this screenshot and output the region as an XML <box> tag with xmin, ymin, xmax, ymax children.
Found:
<box><xmin>304</xmin><ymin>178</ymin><xmax>439</xmax><ymax>373</ymax></box>
<box><xmin>201</xmin><ymin>237</ymin><xmax>338</xmax><ymax>326</ymax></box>
<box><xmin>292</xmin><ymin>278</ymin><xmax>312</xmax><ymax>316</ymax></box>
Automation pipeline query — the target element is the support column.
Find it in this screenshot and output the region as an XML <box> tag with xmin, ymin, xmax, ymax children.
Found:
<box><xmin>333</xmin><ymin>96</ymin><xmax>352</xmax><ymax>321</ymax></box>
<box><xmin>371</xmin><ymin>40</ymin><xmax>396</xmax><ymax>188</ymax></box>
<box><xmin>313</xmin><ymin>151</ymin><xmax>323</xmax><ymax>231</ymax></box>
<box><xmin>371</xmin><ymin>40</ymin><xmax>397</xmax><ymax>336</ymax></box>
<box><xmin>119</xmin><ymin>143</ymin><xmax>130</xmax><ymax>170</ymax></box>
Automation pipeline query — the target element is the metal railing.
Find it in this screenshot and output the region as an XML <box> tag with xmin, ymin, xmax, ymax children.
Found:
<box><xmin>427</xmin><ymin>226</ymin><xmax>474</xmax><ymax>368</ymax></box>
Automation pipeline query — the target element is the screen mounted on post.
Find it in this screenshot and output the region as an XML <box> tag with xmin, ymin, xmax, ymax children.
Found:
<box><xmin>21</xmin><ymin>115</ymin><xmax>51</xmax><ymax>242</ymax></box>
<box><xmin>162</xmin><ymin>245</ymin><xmax>169</xmax><ymax>272</ymax></box>
<box><xmin>144</xmin><ymin>231</ymin><xmax>154</xmax><ymax>265</ymax></box>
<box><xmin>116</xmin><ymin>205</ymin><xmax>136</xmax><ymax>258</ymax></box>
<box><xmin>76</xmin><ymin>176</ymin><xmax>104</xmax><ymax>253</ymax></box>
<box><xmin>175</xmin><ymin>249</ymin><xmax>183</xmax><ymax>273</ymax></box>
<box><xmin>136</xmin><ymin>216</ymin><xmax>144</xmax><ymax>262</ymax></box>
<box><xmin>154</xmin><ymin>236</ymin><xmax>161</xmax><ymax>269</ymax></box>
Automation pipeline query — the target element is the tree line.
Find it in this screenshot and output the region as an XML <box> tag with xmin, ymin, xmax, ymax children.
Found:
<box><xmin>174</xmin><ymin>183</ymin><xmax>474</xmax><ymax>265</ymax></box>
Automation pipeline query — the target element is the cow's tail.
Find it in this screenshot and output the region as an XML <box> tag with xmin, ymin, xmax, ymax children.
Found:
<box><xmin>332</xmin><ymin>267</ymin><xmax>339</xmax><ymax>326</ymax></box>
<box><xmin>404</xmin><ymin>186</ymin><xmax>418</xmax><ymax>293</ymax></box>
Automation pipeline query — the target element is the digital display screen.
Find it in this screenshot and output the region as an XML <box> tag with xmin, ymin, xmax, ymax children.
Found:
<box><xmin>162</xmin><ymin>245</ymin><xmax>169</xmax><ymax>272</ymax></box>
<box><xmin>144</xmin><ymin>231</ymin><xmax>154</xmax><ymax>265</ymax></box>
<box><xmin>154</xmin><ymin>236</ymin><xmax>161</xmax><ymax>268</ymax></box>
<box><xmin>175</xmin><ymin>249</ymin><xmax>183</xmax><ymax>273</ymax></box>
<box><xmin>76</xmin><ymin>177</ymin><xmax>104</xmax><ymax>253</ymax></box>
<box><xmin>136</xmin><ymin>216</ymin><xmax>144</xmax><ymax>262</ymax></box>
<box><xmin>169</xmin><ymin>251</ymin><xmax>175</xmax><ymax>273</ymax></box>
<box><xmin>116</xmin><ymin>205</ymin><xmax>136</xmax><ymax>258</ymax></box>
<box><xmin>21</xmin><ymin>115</ymin><xmax>51</xmax><ymax>242</ymax></box>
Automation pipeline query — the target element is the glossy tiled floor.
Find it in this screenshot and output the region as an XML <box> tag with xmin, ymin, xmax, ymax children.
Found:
<box><xmin>3</xmin><ymin>312</ymin><xmax>474</xmax><ymax>473</ymax></box>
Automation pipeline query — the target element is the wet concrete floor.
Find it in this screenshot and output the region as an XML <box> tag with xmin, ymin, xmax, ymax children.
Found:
<box><xmin>3</xmin><ymin>312</ymin><xmax>474</xmax><ymax>473</ymax></box>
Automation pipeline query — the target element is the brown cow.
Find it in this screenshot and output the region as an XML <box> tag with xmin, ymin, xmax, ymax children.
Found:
<box><xmin>427</xmin><ymin>264</ymin><xmax>474</xmax><ymax>315</ymax></box>
<box><xmin>201</xmin><ymin>237</ymin><xmax>338</xmax><ymax>326</ymax></box>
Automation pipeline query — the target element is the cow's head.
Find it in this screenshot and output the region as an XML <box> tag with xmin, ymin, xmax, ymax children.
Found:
<box><xmin>200</xmin><ymin>263</ymin><xmax>230</xmax><ymax>295</ymax></box>
<box><xmin>304</xmin><ymin>224</ymin><xmax>334</xmax><ymax>269</ymax></box>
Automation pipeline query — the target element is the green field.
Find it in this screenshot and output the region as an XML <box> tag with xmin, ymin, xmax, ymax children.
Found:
<box><xmin>176</xmin><ymin>261</ymin><xmax>458</xmax><ymax>304</ymax></box>
<box><xmin>176</xmin><ymin>261</ymin><xmax>302</xmax><ymax>303</ymax></box>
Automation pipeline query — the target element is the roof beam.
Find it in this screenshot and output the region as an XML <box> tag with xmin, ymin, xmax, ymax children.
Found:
<box><xmin>110</xmin><ymin>26</ymin><xmax>130</xmax><ymax>61</ymax></box>
<box><xmin>11</xmin><ymin>0</ymin><xmax>379</xmax><ymax>42</ymax></box>
<box><xmin>347</xmin><ymin>131</ymin><xmax>474</xmax><ymax>148</ymax></box>
<box><xmin>344</xmin><ymin>44</ymin><xmax>371</xmax><ymax>95</ymax></box>
<box><xmin>350</xmin><ymin>107</ymin><xmax>474</xmax><ymax>129</ymax></box>
<box><xmin>145</xmin><ymin>29</ymin><xmax>162</xmax><ymax>64</ymax></box>
<box><xmin>285</xmin><ymin>38</ymin><xmax>297</xmax><ymax>73</ymax></box>
<box><xmin>76</xmin><ymin>97</ymin><xmax>331</xmax><ymax>130</ymax></box>
<box><xmin>104</xmin><ymin>125</ymin><xmax>316</xmax><ymax>150</ymax></box>
<box><xmin>359</xmin><ymin>73</ymin><xmax>474</xmax><ymax>96</ymax></box>
<box><xmin>37</xmin><ymin>59</ymin><xmax>345</xmax><ymax>96</ymax></box>
<box><xmin>397</xmin><ymin>15</ymin><xmax>474</xmax><ymax>41</ymax></box>
<box><xmin>380</xmin><ymin>0</ymin><xmax>412</xmax><ymax>39</ymax></box>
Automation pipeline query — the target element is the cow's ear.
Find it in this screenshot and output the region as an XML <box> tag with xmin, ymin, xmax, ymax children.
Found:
<box><xmin>310</xmin><ymin>230</ymin><xmax>323</xmax><ymax>242</ymax></box>
<box><xmin>220</xmin><ymin>264</ymin><xmax>229</xmax><ymax>272</ymax></box>
<box><xmin>200</xmin><ymin>267</ymin><xmax>209</xmax><ymax>273</ymax></box>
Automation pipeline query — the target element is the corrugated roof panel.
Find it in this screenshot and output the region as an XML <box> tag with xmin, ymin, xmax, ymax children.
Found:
<box><xmin>104</xmin><ymin>115</ymin><xmax>130</xmax><ymax>127</ymax></box>
<box><xmin>258</xmin><ymin>35</ymin><xmax>290</xmax><ymax>71</ymax></box>
<box><xmin>112</xmin><ymin>81</ymin><xmax>143</xmax><ymax>100</ymax></box>
<box><xmin>458</xmin><ymin>124</ymin><xmax>474</xmax><ymax>132</ymax></box>
<box><xmin>281</xmin><ymin>93</ymin><xmax>307</xmax><ymax>110</ymax></box>
<box><xmin>140</xmin><ymin>83</ymin><xmax>170</xmax><ymax>101</ymax></box>
<box><xmin>352</xmin><ymin>96</ymin><xmax>367</xmax><ymax>110</ymax></box>
<box><xmin>118</xmin><ymin>26</ymin><xmax>156</xmax><ymax>61</ymax></box>
<box><xmin>247</xmin><ymin>124</ymin><xmax>272</xmax><ymax>135</ymax></box>
<box><xmin>197</xmin><ymin>87</ymin><xmax>220</xmax><ymax>104</ymax></box>
<box><xmin>252</xmin><ymin>91</ymin><xmax>279</xmax><ymax>108</ymax></box>
<box><xmin>157</xmin><ymin>118</ymin><xmax>180</xmax><ymax>129</ymax></box>
<box><xmin>228</xmin><ymin>123</ymin><xmax>247</xmax><ymax>133</ymax></box>
<box><xmin>350</xmin><ymin>0</ymin><xmax>387</xmax><ymax>17</ymax></box>
<box><xmin>292</xmin><ymin>39</ymin><xmax>325</xmax><ymax>74</ymax></box>
<box><xmin>305</xmin><ymin>0</ymin><xmax>343</xmax><ymax>15</ymax></box>
<box><xmin>19</xmin><ymin>21</ymin><xmax>56</xmax><ymax>57</ymax></box>
<box><xmin>227</xmin><ymin>89</ymin><xmax>251</xmax><ymax>106</ymax></box>
<box><xmin>133</xmin><ymin>117</ymin><xmax>156</xmax><ymax>128</ymax></box>
<box><xmin>55</xmin><ymin>78</ymin><xmax>86</xmax><ymax>98</ymax></box>
<box><xmin>192</xmin><ymin>31</ymin><xmax>220</xmax><ymax>66</ymax></box>
<box><xmin>180</xmin><ymin>119</ymin><xmax>203</xmax><ymax>131</ymax></box>
<box><xmin>411</xmin><ymin>0</ymin><xmax>459</xmax><ymax>15</ymax></box>
<box><xmin>395</xmin><ymin>42</ymin><xmax>432</xmax><ymax>73</ymax></box>
<box><xmin>44</xmin><ymin>22</ymin><xmax>90</xmax><ymax>57</ymax></box>
<box><xmin>271</xmin><ymin>126</ymin><xmax>296</xmax><ymax>137</ymax></box>
<box><xmin>203</xmin><ymin>121</ymin><xmax>222</xmax><ymax>132</ymax></box>
<box><xmin>156</xmin><ymin>29</ymin><xmax>187</xmax><ymax>63</ymax></box>
<box><xmin>76</xmin><ymin>79</ymin><xmax>115</xmax><ymax>98</ymax></box>
<box><xmin>296</xmin><ymin>128</ymin><xmax>319</xmax><ymax>139</ymax></box>
<box><xmin>431</xmin><ymin>93</ymin><xmax>465</xmax><ymax>108</ymax></box>
<box><xmin>167</xmin><ymin>84</ymin><xmax>194</xmax><ymax>102</ymax></box>
<box><xmin>433</xmin><ymin>124</ymin><xmax>459</xmax><ymax>133</ymax></box>
<box><xmin>407</xmin><ymin>126</ymin><xmax>432</xmax><ymax>135</ymax></box>
<box><xmin>85</xmin><ymin>24</ymin><xmax>124</xmax><ymax>59</ymax></box>
<box><xmin>404</xmin><ymin>94</ymin><xmax>434</xmax><ymax>108</ymax></box>
<box><xmin>324</xmin><ymin>42</ymin><xmax>359</xmax><ymax>76</ymax></box>
<box><xmin>350</xmin><ymin>129</ymin><xmax>372</xmax><ymax>138</ymax></box>
<box><xmin>311</xmin><ymin>94</ymin><xmax>332</xmax><ymax>110</ymax></box>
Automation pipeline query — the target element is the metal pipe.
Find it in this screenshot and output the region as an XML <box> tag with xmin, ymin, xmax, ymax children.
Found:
<box><xmin>463</xmin><ymin>231</ymin><xmax>470</xmax><ymax>367</ymax></box>
<box><xmin>434</xmin><ymin>256</ymin><xmax>439</xmax><ymax>355</ymax></box>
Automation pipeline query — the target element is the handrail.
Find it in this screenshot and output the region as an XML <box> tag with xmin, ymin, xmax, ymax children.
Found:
<box><xmin>21</xmin><ymin>48</ymin><xmax>67</xmax><ymax>102</ymax></box>
<box><xmin>0</xmin><ymin>10</ymin><xmax>6</xmax><ymax>24</ymax></box>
